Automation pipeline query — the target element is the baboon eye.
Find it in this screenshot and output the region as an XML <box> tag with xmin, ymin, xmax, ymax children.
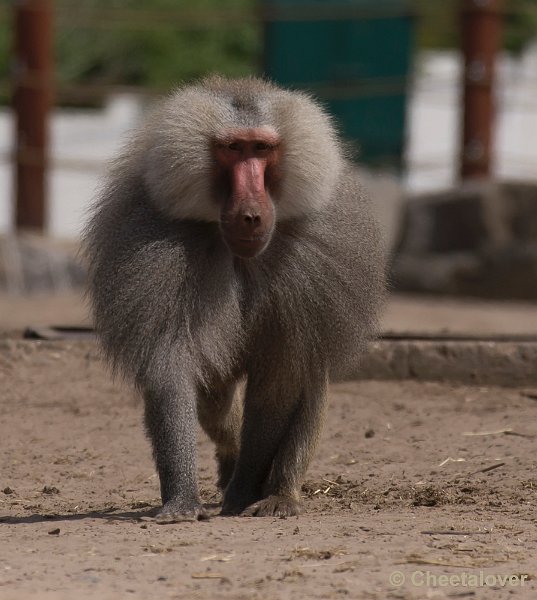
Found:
<box><xmin>228</xmin><ymin>142</ymin><xmax>241</xmax><ymax>151</ymax></box>
<box><xmin>255</xmin><ymin>142</ymin><xmax>271</xmax><ymax>151</ymax></box>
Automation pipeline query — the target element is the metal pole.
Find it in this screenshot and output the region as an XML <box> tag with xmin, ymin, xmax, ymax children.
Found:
<box><xmin>13</xmin><ymin>0</ymin><xmax>54</xmax><ymax>231</ymax></box>
<box><xmin>460</xmin><ymin>0</ymin><xmax>504</xmax><ymax>180</ymax></box>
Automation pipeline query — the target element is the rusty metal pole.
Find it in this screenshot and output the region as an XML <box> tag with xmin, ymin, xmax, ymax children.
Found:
<box><xmin>460</xmin><ymin>0</ymin><xmax>504</xmax><ymax>180</ymax></box>
<box><xmin>13</xmin><ymin>0</ymin><xmax>54</xmax><ymax>231</ymax></box>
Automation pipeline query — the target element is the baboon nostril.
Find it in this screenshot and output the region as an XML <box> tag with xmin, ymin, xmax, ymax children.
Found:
<box><xmin>243</xmin><ymin>213</ymin><xmax>261</xmax><ymax>226</ymax></box>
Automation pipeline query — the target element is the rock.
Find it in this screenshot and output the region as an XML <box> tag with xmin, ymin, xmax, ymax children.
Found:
<box><xmin>0</xmin><ymin>233</ymin><xmax>86</xmax><ymax>294</ymax></box>
<box><xmin>392</xmin><ymin>181</ymin><xmax>537</xmax><ymax>299</ymax></box>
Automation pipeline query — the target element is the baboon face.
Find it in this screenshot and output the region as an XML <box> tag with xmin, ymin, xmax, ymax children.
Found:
<box><xmin>212</xmin><ymin>127</ymin><xmax>281</xmax><ymax>258</ymax></box>
<box><xmin>142</xmin><ymin>77</ymin><xmax>344</xmax><ymax>257</ymax></box>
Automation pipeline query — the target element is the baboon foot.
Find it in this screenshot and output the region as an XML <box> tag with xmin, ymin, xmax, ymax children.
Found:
<box><xmin>242</xmin><ymin>495</ymin><xmax>302</xmax><ymax>517</ymax></box>
<box><xmin>155</xmin><ymin>498</ymin><xmax>207</xmax><ymax>523</ymax></box>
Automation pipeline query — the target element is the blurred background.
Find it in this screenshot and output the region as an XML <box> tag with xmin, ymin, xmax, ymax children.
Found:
<box><xmin>1</xmin><ymin>0</ymin><xmax>537</xmax><ymax>333</ymax></box>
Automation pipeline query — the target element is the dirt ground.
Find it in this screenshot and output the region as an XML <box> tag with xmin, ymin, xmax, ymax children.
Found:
<box><xmin>1</xmin><ymin>291</ymin><xmax>537</xmax><ymax>599</ymax></box>
<box><xmin>1</xmin><ymin>332</ymin><xmax>536</xmax><ymax>600</ymax></box>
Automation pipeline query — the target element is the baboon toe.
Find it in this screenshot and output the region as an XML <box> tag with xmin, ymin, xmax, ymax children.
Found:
<box><xmin>242</xmin><ymin>495</ymin><xmax>302</xmax><ymax>518</ymax></box>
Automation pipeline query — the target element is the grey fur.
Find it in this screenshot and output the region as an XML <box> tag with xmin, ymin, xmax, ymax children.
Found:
<box><xmin>83</xmin><ymin>76</ymin><xmax>386</xmax><ymax>520</ymax></box>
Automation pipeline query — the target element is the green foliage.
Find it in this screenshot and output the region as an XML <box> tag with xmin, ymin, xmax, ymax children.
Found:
<box><xmin>0</xmin><ymin>0</ymin><xmax>536</xmax><ymax>106</ymax></box>
<box><xmin>54</xmin><ymin>0</ymin><xmax>260</xmax><ymax>93</ymax></box>
<box><xmin>413</xmin><ymin>0</ymin><xmax>537</xmax><ymax>52</ymax></box>
<box><xmin>412</xmin><ymin>0</ymin><xmax>460</xmax><ymax>49</ymax></box>
<box><xmin>0</xmin><ymin>5</ymin><xmax>11</xmax><ymax>101</ymax></box>
<box><xmin>505</xmin><ymin>0</ymin><xmax>537</xmax><ymax>53</ymax></box>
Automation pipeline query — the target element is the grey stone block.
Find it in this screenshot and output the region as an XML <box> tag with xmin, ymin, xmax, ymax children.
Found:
<box><xmin>393</xmin><ymin>181</ymin><xmax>537</xmax><ymax>299</ymax></box>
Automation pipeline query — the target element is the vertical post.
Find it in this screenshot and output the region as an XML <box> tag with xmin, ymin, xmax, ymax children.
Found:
<box><xmin>460</xmin><ymin>0</ymin><xmax>503</xmax><ymax>180</ymax></box>
<box><xmin>13</xmin><ymin>0</ymin><xmax>54</xmax><ymax>231</ymax></box>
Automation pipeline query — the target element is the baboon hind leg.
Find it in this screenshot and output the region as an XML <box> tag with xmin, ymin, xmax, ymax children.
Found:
<box><xmin>197</xmin><ymin>380</ymin><xmax>243</xmax><ymax>491</ymax></box>
<box><xmin>222</xmin><ymin>366</ymin><xmax>328</xmax><ymax>518</ymax></box>
<box><xmin>255</xmin><ymin>372</ymin><xmax>328</xmax><ymax>517</ymax></box>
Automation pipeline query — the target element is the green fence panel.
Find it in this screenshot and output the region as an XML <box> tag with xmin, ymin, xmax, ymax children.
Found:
<box><xmin>264</xmin><ymin>0</ymin><xmax>415</xmax><ymax>169</ymax></box>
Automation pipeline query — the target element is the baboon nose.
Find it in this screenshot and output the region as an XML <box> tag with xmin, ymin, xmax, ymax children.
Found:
<box><xmin>242</xmin><ymin>212</ymin><xmax>261</xmax><ymax>227</ymax></box>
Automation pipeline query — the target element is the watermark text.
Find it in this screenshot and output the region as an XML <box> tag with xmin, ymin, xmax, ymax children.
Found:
<box><xmin>389</xmin><ymin>570</ymin><xmax>529</xmax><ymax>588</ymax></box>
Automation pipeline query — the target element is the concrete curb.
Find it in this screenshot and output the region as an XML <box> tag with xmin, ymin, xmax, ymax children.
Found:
<box><xmin>3</xmin><ymin>335</ymin><xmax>537</xmax><ymax>388</ymax></box>
<box><xmin>356</xmin><ymin>339</ymin><xmax>537</xmax><ymax>387</ymax></box>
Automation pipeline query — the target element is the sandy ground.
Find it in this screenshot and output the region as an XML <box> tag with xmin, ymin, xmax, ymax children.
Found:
<box><xmin>1</xmin><ymin>332</ymin><xmax>536</xmax><ymax>599</ymax></box>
